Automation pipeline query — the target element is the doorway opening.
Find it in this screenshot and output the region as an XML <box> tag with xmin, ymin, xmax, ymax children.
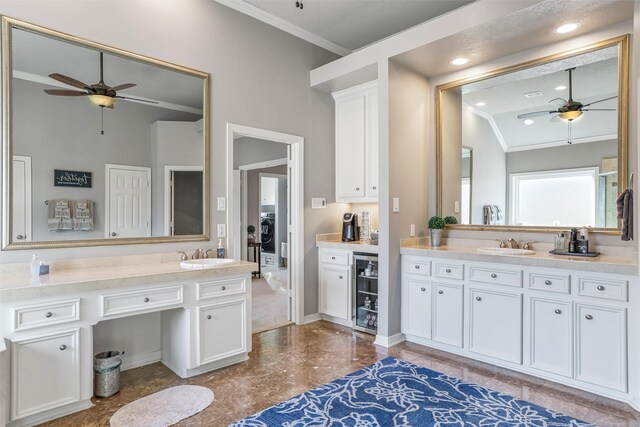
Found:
<box><xmin>227</xmin><ymin>124</ymin><xmax>304</xmax><ymax>333</ymax></box>
<box><xmin>164</xmin><ymin>166</ymin><xmax>204</xmax><ymax>235</ymax></box>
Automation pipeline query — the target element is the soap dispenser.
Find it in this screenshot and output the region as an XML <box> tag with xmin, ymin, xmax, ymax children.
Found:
<box><xmin>216</xmin><ymin>238</ymin><xmax>226</xmax><ymax>259</ymax></box>
<box><xmin>30</xmin><ymin>254</ymin><xmax>41</xmax><ymax>277</ymax></box>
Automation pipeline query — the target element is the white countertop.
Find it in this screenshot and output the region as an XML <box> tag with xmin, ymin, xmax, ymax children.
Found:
<box><xmin>316</xmin><ymin>233</ymin><xmax>379</xmax><ymax>253</ymax></box>
<box><xmin>0</xmin><ymin>257</ymin><xmax>257</xmax><ymax>301</ymax></box>
<box><xmin>400</xmin><ymin>244</ymin><xmax>638</xmax><ymax>275</ymax></box>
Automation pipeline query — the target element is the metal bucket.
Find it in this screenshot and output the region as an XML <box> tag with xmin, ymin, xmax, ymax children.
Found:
<box><xmin>94</xmin><ymin>350</ymin><xmax>124</xmax><ymax>397</ymax></box>
<box><xmin>430</xmin><ymin>229</ymin><xmax>443</xmax><ymax>247</ymax></box>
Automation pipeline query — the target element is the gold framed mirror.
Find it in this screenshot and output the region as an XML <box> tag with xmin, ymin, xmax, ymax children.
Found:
<box><xmin>436</xmin><ymin>35</ymin><xmax>629</xmax><ymax>234</ymax></box>
<box><xmin>1</xmin><ymin>16</ymin><xmax>210</xmax><ymax>249</ymax></box>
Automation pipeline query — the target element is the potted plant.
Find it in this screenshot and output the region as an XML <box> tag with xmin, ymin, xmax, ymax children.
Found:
<box><xmin>428</xmin><ymin>216</ymin><xmax>445</xmax><ymax>247</ymax></box>
<box><xmin>444</xmin><ymin>216</ymin><xmax>459</xmax><ymax>225</ymax></box>
<box><xmin>247</xmin><ymin>225</ymin><xmax>256</xmax><ymax>243</ymax></box>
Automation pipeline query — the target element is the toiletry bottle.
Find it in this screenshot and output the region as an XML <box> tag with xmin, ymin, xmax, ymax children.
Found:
<box><xmin>216</xmin><ymin>238</ymin><xmax>226</xmax><ymax>259</ymax></box>
<box><xmin>364</xmin><ymin>296</ymin><xmax>371</xmax><ymax>309</ymax></box>
<box><xmin>554</xmin><ymin>232</ymin><xmax>566</xmax><ymax>251</ymax></box>
<box><xmin>569</xmin><ymin>228</ymin><xmax>578</xmax><ymax>253</ymax></box>
<box><xmin>30</xmin><ymin>254</ymin><xmax>41</xmax><ymax>277</ymax></box>
<box><xmin>577</xmin><ymin>231</ymin><xmax>589</xmax><ymax>254</ymax></box>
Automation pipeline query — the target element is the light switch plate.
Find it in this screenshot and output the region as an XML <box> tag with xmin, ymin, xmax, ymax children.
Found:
<box><xmin>393</xmin><ymin>198</ymin><xmax>400</xmax><ymax>213</ymax></box>
<box><xmin>311</xmin><ymin>198</ymin><xmax>326</xmax><ymax>209</ymax></box>
<box><xmin>454</xmin><ymin>201</ymin><xmax>460</xmax><ymax>213</ymax></box>
<box><xmin>217</xmin><ymin>224</ymin><xmax>226</xmax><ymax>238</ymax></box>
<box><xmin>217</xmin><ymin>197</ymin><xmax>226</xmax><ymax>211</ymax></box>
<box><xmin>410</xmin><ymin>224</ymin><xmax>415</xmax><ymax>237</ymax></box>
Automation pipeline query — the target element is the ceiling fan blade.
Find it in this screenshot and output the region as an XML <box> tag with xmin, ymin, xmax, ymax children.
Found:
<box><xmin>108</xmin><ymin>83</ymin><xmax>137</xmax><ymax>92</ymax></box>
<box><xmin>115</xmin><ymin>95</ymin><xmax>159</xmax><ymax>104</ymax></box>
<box><xmin>48</xmin><ymin>73</ymin><xmax>91</xmax><ymax>90</ymax></box>
<box><xmin>44</xmin><ymin>89</ymin><xmax>88</xmax><ymax>96</ymax></box>
<box><xmin>581</xmin><ymin>96</ymin><xmax>618</xmax><ymax>107</ymax></box>
<box><xmin>549</xmin><ymin>98</ymin><xmax>567</xmax><ymax>107</ymax></box>
<box><xmin>517</xmin><ymin>110</ymin><xmax>556</xmax><ymax>119</ymax></box>
<box><xmin>550</xmin><ymin>114</ymin><xmax>561</xmax><ymax>122</ymax></box>
<box><xmin>581</xmin><ymin>108</ymin><xmax>617</xmax><ymax>112</ymax></box>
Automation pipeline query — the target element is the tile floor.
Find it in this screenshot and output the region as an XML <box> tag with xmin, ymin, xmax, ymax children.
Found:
<box><xmin>42</xmin><ymin>321</ymin><xmax>639</xmax><ymax>426</ymax></box>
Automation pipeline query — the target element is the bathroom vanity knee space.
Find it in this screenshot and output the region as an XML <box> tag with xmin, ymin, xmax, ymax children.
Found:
<box><xmin>0</xmin><ymin>259</ymin><xmax>255</xmax><ymax>427</ymax></box>
<box><xmin>400</xmin><ymin>247</ymin><xmax>638</xmax><ymax>406</ymax></box>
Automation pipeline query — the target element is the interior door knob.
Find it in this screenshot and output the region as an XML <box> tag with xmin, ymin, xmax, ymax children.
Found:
<box><xmin>111</xmin><ymin>232</ymin><xmax>117</xmax><ymax>237</ymax></box>
<box><xmin>16</xmin><ymin>234</ymin><xmax>24</xmax><ymax>240</ymax></box>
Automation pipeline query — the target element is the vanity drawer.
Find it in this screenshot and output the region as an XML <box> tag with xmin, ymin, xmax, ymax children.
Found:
<box><xmin>405</xmin><ymin>257</ymin><xmax>431</xmax><ymax>276</ymax></box>
<box><xmin>469</xmin><ymin>265</ymin><xmax>522</xmax><ymax>288</ymax></box>
<box><xmin>197</xmin><ymin>278</ymin><xmax>246</xmax><ymax>301</ymax></box>
<box><xmin>320</xmin><ymin>251</ymin><xmax>351</xmax><ymax>266</ymax></box>
<box><xmin>13</xmin><ymin>299</ymin><xmax>80</xmax><ymax>332</ymax></box>
<box><xmin>101</xmin><ymin>285</ymin><xmax>184</xmax><ymax>317</ymax></box>
<box><xmin>529</xmin><ymin>272</ymin><xmax>570</xmax><ymax>294</ymax></box>
<box><xmin>434</xmin><ymin>262</ymin><xmax>464</xmax><ymax>280</ymax></box>
<box><xmin>578</xmin><ymin>277</ymin><xmax>628</xmax><ymax>302</ymax></box>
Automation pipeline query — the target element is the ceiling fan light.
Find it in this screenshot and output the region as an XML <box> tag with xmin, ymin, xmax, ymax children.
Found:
<box><xmin>559</xmin><ymin>110</ymin><xmax>583</xmax><ymax>121</ymax></box>
<box><xmin>88</xmin><ymin>94</ymin><xmax>115</xmax><ymax>107</ymax></box>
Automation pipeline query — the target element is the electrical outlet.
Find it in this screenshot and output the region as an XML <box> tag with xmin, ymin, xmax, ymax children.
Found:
<box><xmin>311</xmin><ymin>198</ymin><xmax>326</xmax><ymax>209</ymax></box>
<box><xmin>393</xmin><ymin>198</ymin><xmax>400</xmax><ymax>213</ymax></box>
<box><xmin>410</xmin><ymin>224</ymin><xmax>415</xmax><ymax>237</ymax></box>
<box><xmin>217</xmin><ymin>197</ymin><xmax>226</xmax><ymax>211</ymax></box>
<box><xmin>454</xmin><ymin>201</ymin><xmax>460</xmax><ymax>213</ymax></box>
<box><xmin>217</xmin><ymin>224</ymin><xmax>226</xmax><ymax>238</ymax></box>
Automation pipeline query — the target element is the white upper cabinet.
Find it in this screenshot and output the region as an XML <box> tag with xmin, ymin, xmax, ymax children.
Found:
<box><xmin>260</xmin><ymin>176</ymin><xmax>277</xmax><ymax>206</ymax></box>
<box><xmin>333</xmin><ymin>81</ymin><xmax>378</xmax><ymax>203</ymax></box>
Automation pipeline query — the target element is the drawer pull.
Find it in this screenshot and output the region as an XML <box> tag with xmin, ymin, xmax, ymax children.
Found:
<box><xmin>339</xmin><ymin>275</ymin><xmax>343</xmax><ymax>279</ymax></box>
<box><xmin>356</xmin><ymin>187</ymin><xmax>360</xmax><ymax>191</ymax></box>
<box><xmin>45</xmin><ymin>312</ymin><xmax>53</xmax><ymax>318</ymax></box>
<box><xmin>476</xmin><ymin>296</ymin><xmax>482</xmax><ymax>301</ymax></box>
<box><xmin>420</xmin><ymin>287</ymin><xmax>426</xmax><ymax>292</ymax></box>
<box><xmin>207</xmin><ymin>315</ymin><xmax>212</xmax><ymax>320</ymax></box>
<box><xmin>414</xmin><ymin>265</ymin><xmax>420</xmax><ymax>270</ymax></box>
<box><xmin>544</xmin><ymin>280</ymin><xmax>552</xmax><ymax>285</ymax></box>
<box><xmin>597</xmin><ymin>285</ymin><xmax>605</xmax><ymax>291</ymax></box>
<box><xmin>585</xmin><ymin>314</ymin><xmax>593</xmax><ymax>320</ymax></box>
<box><xmin>445</xmin><ymin>268</ymin><xmax>451</xmax><ymax>273</ymax></box>
<box><xmin>438</xmin><ymin>290</ymin><xmax>444</xmax><ymax>294</ymax></box>
<box><xmin>59</xmin><ymin>344</ymin><xmax>67</xmax><ymax>351</ymax></box>
<box><xmin>331</xmin><ymin>256</ymin><xmax>336</xmax><ymax>260</ymax></box>
<box><xmin>221</xmin><ymin>286</ymin><xmax>226</xmax><ymax>291</ymax></box>
<box><xmin>490</xmin><ymin>273</ymin><xmax>497</xmax><ymax>279</ymax></box>
<box><xmin>555</xmin><ymin>309</ymin><xmax>562</xmax><ymax>314</ymax></box>
<box><xmin>144</xmin><ymin>297</ymin><xmax>150</xmax><ymax>303</ymax></box>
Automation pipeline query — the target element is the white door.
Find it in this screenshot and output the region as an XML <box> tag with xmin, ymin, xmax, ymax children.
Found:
<box><xmin>530</xmin><ymin>297</ymin><xmax>572</xmax><ymax>377</ymax></box>
<box><xmin>319</xmin><ymin>264</ymin><xmax>351</xmax><ymax>321</ymax></box>
<box><xmin>336</xmin><ymin>95</ymin><xmax>366</xmax><ymax>200</ymax></box>
<box><xmin>12</xmin><ymin>156</ymin><xmax>32</xmax><ymax>242</ymax></box>
<box><xmin>233</xmin><ymin>170</ymin><xmax>242</xmax><ymax>260</ymax></box>
<box><xmin>402</xmin><ymin>277</ymin><xmax>431</xmax><ymax>339</ymax></box>
<box><xmin>106</xmin><ymin>164</ymin><xmax>151</xmax><ymax>238</ymax></box>
<box><xmin>432</xmin><ymin>282</ymin><xmax>463</xmax><ymax>347</ymax></box>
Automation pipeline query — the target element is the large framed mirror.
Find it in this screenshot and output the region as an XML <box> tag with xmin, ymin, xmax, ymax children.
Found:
<box><xmin>436</xmin><ymin>35</ymin><xmax>628</xmax><ymax>234</ymax></box>
<box><xmin>1</xmin><ymin>17</ymin><xmax>210</xmax><ymax>249</ymax></box>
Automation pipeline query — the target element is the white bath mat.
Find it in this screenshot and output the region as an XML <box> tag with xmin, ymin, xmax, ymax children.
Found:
<box><xmin>110</xmin><ymin>385</ymin><xmax>214</xmax><ymax>427</ymax></box>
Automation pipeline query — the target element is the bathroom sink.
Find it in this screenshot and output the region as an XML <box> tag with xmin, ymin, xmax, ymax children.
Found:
<box><xmin>477</xmin><ymin>247</ymin><xmax>535</xmax><ymax>256</ymax></box>
<box><xmin>180</xmin><ymin>258</ymin><xmax>235</xmax><ymax>269</ymax></box>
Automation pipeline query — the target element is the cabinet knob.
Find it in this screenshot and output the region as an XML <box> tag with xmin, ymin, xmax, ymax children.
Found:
<box><xmin>339</xmin><ymin>275</ymin><xmax>343</xmax><ymax>279</ymax></box>
<box><xmin>420</xmin><ymin>287</ymin><xmax>426</xmax><ymax>292</ymax></box>
<box><xmin>597</xmin><ymin>285</ymin><xmax>605</xmax><ymax>291</ymax></box>
<box><xmin>331</xmin><ymin>256</ymin><xmax>336</xmax><ymax>260</ymax></box>
<box><xmin>111</xmin><ymin>232</ymin><xmax>117</xmax><ymax>237</ymax></box>
<box><xmin>476</xmin><ymin>296</ymin><xmax>482</xmax><ymax>301</ymax></box>
<box><xmin>356</xmin><ymin>187</ymin><xmax>360</xmax><ymax>191</ymax></box>
<box><xmin>59</xmin><ymin>344</ymin><xmax>67</xmax><ymax>351</ymax></box>
<box><xmin>555</xmin><ymin>309</ymin><xmax>562</xmax><ymax>314</ymax></box>
<box><xmin>372</xmin><ymin>186</ymin><xmax>377</xmax><ymax>190</ymax></box>
<box><xmin>438</xmin><ymin>290</ymin><xmax>444</xmax><ymax>294</ymax></box>
<box><xmin>414</xmin><ymin>265</ymin><xmax>420</xmax><ymax>270</ymax></box>
<box><xmin>585</xmin><ymin>314</ymin><xmax>593</xmax><ymax>320</ymax></box>
<box><xmin>207</xmin><ymin>315</ymin><xmax>212</xmax><ymax>320</ymax></box>
<box><xmin>45</xmin><ymin>312</ymin><xmax>52</xmax><ymax>318</ymax></box>
<box><xmin>490</xmin><ymin>273</ymin><xmax>497</xmax><ymax>279</ymax></box>
<box><xmin>445</xmin><ymin>268</ymin><xmax>451</xmax><ymax>273</ymax></box>
<box><xmin>221</xmin><ymin>286</ymin><xmax>226</xmax><ymax>291</ymax></box>
<box><xmin>144</xmin><ymin>297</ymin><xmax>150</xmax><ymax>303</ymax></box>
<box><xmin>544</xmin><ymin>280</ymin><xmax>552</xmax><ymax>285</ymax></box>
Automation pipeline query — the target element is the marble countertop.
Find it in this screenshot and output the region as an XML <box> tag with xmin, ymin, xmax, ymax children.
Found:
<box><xmin>316</xmin><ymin>233</ymin><xmax>379</xmax><ymax>253</ymax></box>
<box><xmin>400</xmin><ymin>244</ymin><xmax>638</xmax><ymax>275</ymax></box>
<box><xmin>0</xmin><ymin>257</ymin><xmax>257</xmax><ymax>301</ymax></box>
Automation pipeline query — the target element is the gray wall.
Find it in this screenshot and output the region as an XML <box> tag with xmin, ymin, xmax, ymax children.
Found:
<box><xmin>233</xmin><ymin>137</ymin><xmax>287</xmax><ymax>169</ymax></box>
<box><xmin>0</xmin><ymin>1</ymin><xmax>339</xmax><ymax>318</ymax></box>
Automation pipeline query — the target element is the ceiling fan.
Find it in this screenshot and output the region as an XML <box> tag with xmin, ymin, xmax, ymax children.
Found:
<box><xmin>516</xmin><ymin>67</ymin><xmax>617</xmax><ymax>122</ymax></box>
<box><xmin>43</xmin><ymin>52</ymin><xmax>157</xmax><ymax>109</ymax></box>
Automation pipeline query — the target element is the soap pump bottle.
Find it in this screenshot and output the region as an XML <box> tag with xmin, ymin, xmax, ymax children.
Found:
<box><xmin>216</xmin><ymin>238</ymin><xmax>226</xmax><ymax>259</ymax></box>
<box><xmin>30</xmin><ymin>254</ymin><xmax>41</xmax><ymax>277</ymax></box>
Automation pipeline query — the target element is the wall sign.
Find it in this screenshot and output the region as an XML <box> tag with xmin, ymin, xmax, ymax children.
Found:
<box><xmin>54</xmin><ymin>169</ymin><xmax>92</xmax><ymax>188</ymax></box>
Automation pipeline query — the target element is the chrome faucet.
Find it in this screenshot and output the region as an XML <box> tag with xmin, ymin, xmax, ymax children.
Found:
<box><xmin>177</xmin><ymin>251</ymin><xmax>188</xmax><ymax>261</ymax></box>
<box><xmin>495</xmin><ymin>239</ymin><xmax>507</xmax><ymax>248</ymax></box>
<box><xmin>507</xmin><ymin>238</ymin><xmax>520</xmax><ymax>249</ymax></box>
<box><xmin>191</xmin><ymin>249</ymin><xmax>204</xmax><ymax>259</ymax></box>
<box><xmin>522</xmin><ymin>241</ymin><xmax>535</xmax><ymax>250</ymax></box>
<box><xmin>205</xmin><ymin>249</ymin><xmax>214</xmax><ymax>259</ymax></box>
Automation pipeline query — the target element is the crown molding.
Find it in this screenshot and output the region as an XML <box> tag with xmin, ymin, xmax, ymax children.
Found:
<box><xmin>214</xmin><ymin>0</ymin><xmax>352</xmax><ymax>57</ymax></box>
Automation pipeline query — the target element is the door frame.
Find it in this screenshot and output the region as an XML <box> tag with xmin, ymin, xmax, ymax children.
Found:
<box><xmin>163</xmin><ymin>165</ymin><xmax>204</xmax><ymax>235</ymax></box>
<box><xmin>227</xmin><ymin>123</ymin><xmax>304</xmax><ymax>325</ymax></box>
<box><xmin>105</xmin><ymin>164</ymin><xmax>152</xmax><ymax>238</ymax></box>
<box><xmin>12</xmin><ymin>155</ymin><xmax>32</xmax><ymax>242</ymax></box>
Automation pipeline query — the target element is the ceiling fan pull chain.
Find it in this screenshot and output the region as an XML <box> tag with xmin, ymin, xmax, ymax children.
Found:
<box><xmin>567</xmin><ymin>120</ymin><xmax>572</xmax><ymax>144</ymax></box>
<box><xmin>100</xmin><ymin>108</ymin><xmax>105</xmax><ymax>135</ymax></box>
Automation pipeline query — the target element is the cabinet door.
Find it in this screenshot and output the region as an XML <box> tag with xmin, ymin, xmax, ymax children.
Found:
<box><xmin>199</xmin><ymin>299</ymin><xmax>247</xmax><ymax>365</ymax></box>
<box><xmin>366</xmin><ymin>92</ymin><xmax>379</xmax><ymax>198</ymax></box>
<box><xmin>336</xmin><ymin>96</ymin><xmax>366</xmax><ymax>200</ymax></box>
<box><xmin>530</xmin><ymin>297</ymin><xmax>572</xmax><ymax>377</ymax></box>
<box><xmin>402</xmin><ymin>276</ymin><xmax>431</xmax><ymax>339</ymax></box>
<box><xmin>11</xmin><ymin>329</ymin><xmax>80</xmax><ymax>420</ymax></box>
<box><xmin>319</xmin><ymin>264</ymin><xmax>351</xmax><ymax>321</ymax></box>
<box><xmin>469</xmin><ymin>289</ymin><xmax>522</xmax><ymax>364</ymax></box>
<box><xmin>432</xmin><ymin>282</ymin><xmax>463</xmax><ymax>347</ymax></box>
<box><xmin>575</xmin><ymin>303</ymin><xmax>627</xmax><ymax>391</ymax></box>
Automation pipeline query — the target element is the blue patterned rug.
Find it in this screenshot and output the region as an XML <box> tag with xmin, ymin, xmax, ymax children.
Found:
<box><xmin>230</xmin><ymin>357</ymin><xmax>593</xmax><ymax>426</ymax></box>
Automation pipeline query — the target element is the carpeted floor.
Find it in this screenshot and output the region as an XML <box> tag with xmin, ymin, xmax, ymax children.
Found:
<box><xmin>251</xmin><ymin>275</ymin><xmax>290</xmax><ymax>334</ymax></box>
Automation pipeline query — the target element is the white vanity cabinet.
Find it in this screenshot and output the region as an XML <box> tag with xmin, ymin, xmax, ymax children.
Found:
<box><xmin>530</xmin><ymin>297</ymin><xmax>573</xmax><ymax>377</ymax></box>
<box><xmin>402</xmin><ymin>276</ymin><xmax>431</xmax><ymax>339</ymax></box>
<box><xmin>431</xmin><ymin>282</ymin><xmax>463</xmax><ymax>347</ymax></box>
<box><xmin>318</xmin><ymin>248</ymin><xmax>352</xmax><ymax>325</ymax></box>
<box><xmin>332</xmin><ymin>81</ymin><xmax>378</xmax><ymax>203</ymax></box>
<box><xmin>198</xmin><ymin>299</ymin><xmax>247</xmax><ymax>365</ymax></box>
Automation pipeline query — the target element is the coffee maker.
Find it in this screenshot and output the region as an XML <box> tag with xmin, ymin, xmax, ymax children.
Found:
<box><xmin>342</xmin><ymin>212</ymin><xmax>359</xmax><ymax>242</ymax></box>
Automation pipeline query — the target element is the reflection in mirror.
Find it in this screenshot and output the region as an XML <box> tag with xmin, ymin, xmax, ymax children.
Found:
<box><xmin>3</xmin><ymin>18</ymin><xmax>210</xmax><ymax>248</ymax></box>
<box><xmin>439</xmin><ymin>36</ymin><xmax>628</xmax><ymax>231</ymax></box>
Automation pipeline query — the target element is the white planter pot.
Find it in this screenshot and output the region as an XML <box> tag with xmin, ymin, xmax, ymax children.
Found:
<box><xmin>430</xmin><ymin>229</ymin><xmax>443</xmax><ymax>247</ymax></box>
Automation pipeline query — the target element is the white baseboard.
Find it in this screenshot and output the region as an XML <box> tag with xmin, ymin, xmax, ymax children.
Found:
<box><xmin>121</xmin><ymin>350</ymin><xmax>162</xmax><ymax>371</ymax></box>
<box><xmin>320</xmin><ymin>314</ymin><xmax>353</xmax><ymax>328</ymax></box>
<box><xmin>7</xmin><ymin>400</ymin><xmax>92</xmax><ymax>427</ymax></box>
<box><xmin>303</xmin><ymin>313</ymin><xmax>322</xmax><ymax>324</ymax></box>
<box><xmin>374</xmin><ymin>333</ymin><xmax>405</xmax><ymax>348</ymax></box>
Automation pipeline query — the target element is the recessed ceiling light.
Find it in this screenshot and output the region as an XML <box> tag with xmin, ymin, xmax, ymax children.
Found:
<box><xmin>555</xmin><ymin>85</ymin><xmax>567</xmax><ymax>91</ymax></box>
<box><xmin>475</xmin><ymin>102</ymin><xmax>486</xmax><ymax>107</ymax></box>
<box><xmin>524</xmin><ymin>119</ymin><xmax>534</xmax><ymax>125</ymax></box>
<box><xmin>555</xmin><ymin>23</ymin><xmax>579</xmax><ymax>34</ymax></box>
<box><xmin>451</xmin><ymin>57</ymin><xmax>469</xmax><ymax>66</ymax></box>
